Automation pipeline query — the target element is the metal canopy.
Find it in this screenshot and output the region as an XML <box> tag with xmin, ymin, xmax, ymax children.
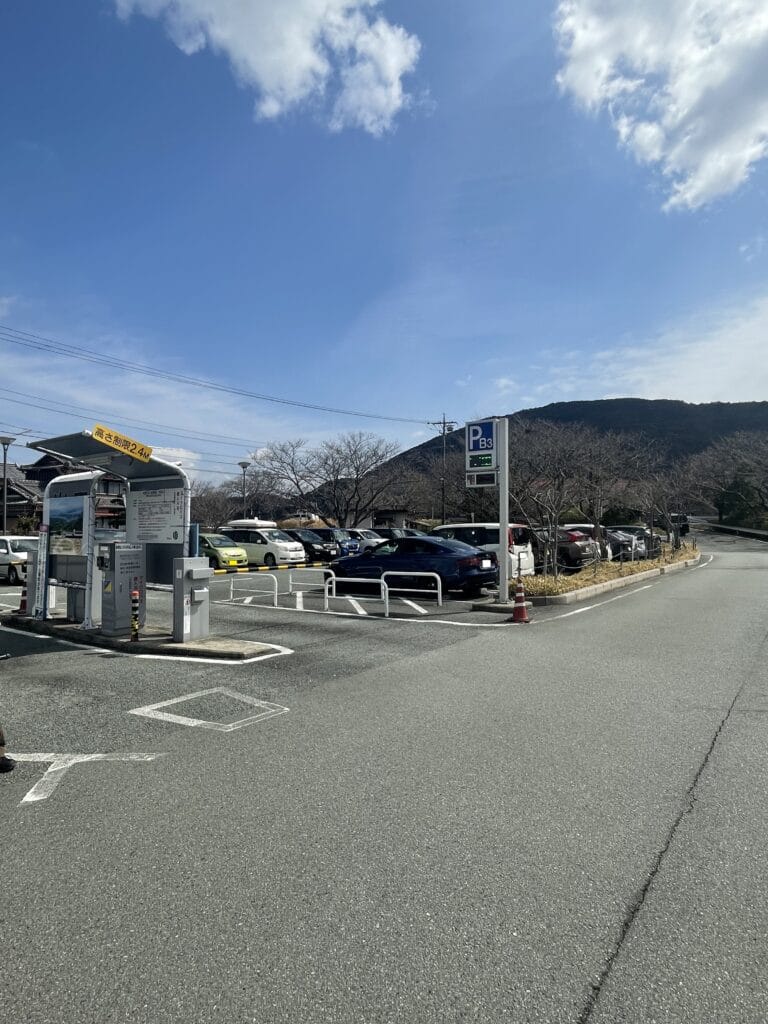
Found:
<box><xmin>28</xmin><ymin>431</ymin><xmax>187</xmax><ymax>484</ymax></box>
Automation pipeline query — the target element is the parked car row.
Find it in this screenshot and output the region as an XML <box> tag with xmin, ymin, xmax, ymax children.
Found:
<box><xmin>0</xmin><ymin>535</ymin><xmax>36</xmax><ymax>584</ymax></box>
<box><xmin>197</xmin><ymin>517</ymin><xmax>670</xmax><ymax>581</ymax></box>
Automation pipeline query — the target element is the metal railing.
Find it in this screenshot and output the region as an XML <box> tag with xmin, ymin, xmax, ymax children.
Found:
<box><xmin>323</xmin><ymin>571</ymin><xmax>442</xmax><ymax>616</ymax></box>
<box><xmin>214</xmin><ymin>571</ymin><xmax>279</xmax><ymax>608</ymax></box>
<box><xmin>288</xmin><ymin>567</ymin><xmax>335</xmax><ymax>594</ymax></box>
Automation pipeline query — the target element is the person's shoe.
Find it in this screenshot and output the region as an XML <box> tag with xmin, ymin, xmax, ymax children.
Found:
<box><xmin>0</xmin><ymin>756</ymin><xmax>16</xmax><ymax>773</ymax></box>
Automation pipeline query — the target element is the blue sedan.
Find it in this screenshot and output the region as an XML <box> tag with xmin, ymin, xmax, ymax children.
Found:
<box><xmin>330</xmin><ymin>535</ymin><xmax>498</xmax><ymax>597</ymax></box>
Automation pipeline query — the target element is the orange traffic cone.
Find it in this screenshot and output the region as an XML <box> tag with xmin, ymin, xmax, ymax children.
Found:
<box><xmin>510</xmin><ymin>578</ymin><xmax>530</xmax><ymax>624</ymax></box>
<box><xmin>15</xmin><ymin>575</ymin><xmax>28</xmax><ymax>616</ymax></box>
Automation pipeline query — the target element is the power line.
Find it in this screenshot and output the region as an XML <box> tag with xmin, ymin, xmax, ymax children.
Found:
<box><xmin>0</xmin><ymin>386</ymin><xmax>266</xmax><ymax>449</ymax></box>
<box><xmin>0</xmin><ymin>322</ymin><xmax>431</xmax><ymax>426</ymax></box>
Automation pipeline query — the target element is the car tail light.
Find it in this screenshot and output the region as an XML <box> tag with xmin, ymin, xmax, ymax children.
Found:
<box><xmin>458</xmin><ymin>556</ymin><xmax>481</xmax><ymax>568</ymax></box>
<box><xmin>565</xmin><ymin>531</ymin><xmax>586</xmax><ymax>542</ymax></box>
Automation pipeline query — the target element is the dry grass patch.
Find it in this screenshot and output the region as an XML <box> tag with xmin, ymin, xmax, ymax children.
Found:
<box><xmin>516</xmin><ymin>543</ymin><xmax>698</xmax><ymax>597</ymax></box>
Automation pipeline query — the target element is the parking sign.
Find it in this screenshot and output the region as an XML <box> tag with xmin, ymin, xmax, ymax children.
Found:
<box><xmin>465</xmin><ymin>419</ymin><xmax>497</xmax><ymax>472</ymax></box>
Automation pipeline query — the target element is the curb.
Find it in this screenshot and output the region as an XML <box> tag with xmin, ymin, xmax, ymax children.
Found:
<box><xmin>520</xmin><ymin>554</ymin><xmax>701</xmax><ymax>606</ymax></box>
<box><xmin>0</xmin><ymin>613</ymin><xmax>274</xmax><ymax>660</ymax></box>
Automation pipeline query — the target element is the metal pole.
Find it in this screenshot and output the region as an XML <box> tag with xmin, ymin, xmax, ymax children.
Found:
<box><xmin>497</xmin><ymin>417</ymin><xmax>510</xmax><ymax>605</ymax></box>
<box><xmin>0</xmin><ymin>436</ymin><xmax>16</xmax><ymax>535</ymax></box>
<box><xmin>238</xmin><ymin>460</ymin><xmax>249</xmax><ymax>519</ymax></box>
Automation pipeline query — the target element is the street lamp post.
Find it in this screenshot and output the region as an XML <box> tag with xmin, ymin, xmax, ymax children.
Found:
<box><xmin>0</xmin><ymin>436</ymin><xmax>15</xmax><ymax>534</ymax></box>
<box><xmin>238</xmin><ymin>461</ymin><xmax>250</xmax><ymax>519</ymax></box>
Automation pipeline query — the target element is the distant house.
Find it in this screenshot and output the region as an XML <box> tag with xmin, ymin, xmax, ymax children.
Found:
<box><xmin>1</xmin><ymin>465</ymin><xmax>43</xmax><ymax>531</ymax></box>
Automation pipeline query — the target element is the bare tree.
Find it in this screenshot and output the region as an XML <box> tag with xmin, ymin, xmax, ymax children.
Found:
<box><xmin>190</xmin><ymin>481</ymin><xmax>235</xmax><ymax>529</ymax></box>
<box><xmin>506</xmin><ymin>419</ymin><xmax>589</xmax><ymax>575</ymax></box>
<box><xmin>689</xmin><ymin>431</ymin><xmax>768</xmax><ymax>525</ymax></box>
<box><xmin>255</xmin><ymin>432</ymin><xmax>401</xmax><ymax>526</ymax></box>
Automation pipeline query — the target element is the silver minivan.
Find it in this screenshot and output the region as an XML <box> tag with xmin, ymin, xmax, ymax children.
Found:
<box><xmin>429</xmin><ymin>522</ymin><xmax>535</xmax><ymax>576</ymax></box>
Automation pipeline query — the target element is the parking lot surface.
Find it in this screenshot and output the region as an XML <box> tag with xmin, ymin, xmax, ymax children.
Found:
<box><xmin>2</xmin><ymin>528</ymin><xmax>767</xmax><ymax>1023</ymax></box>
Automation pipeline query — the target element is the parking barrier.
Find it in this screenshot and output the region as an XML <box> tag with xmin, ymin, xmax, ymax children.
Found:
<box><xmin>323</xmin><ymin>572</ymin><xmax>443</xmax><ymax>617</ymax></box>
<box><xmin>209</xmin><ymin>561</ymin><xmax>326</xmax><ymax>576</ymax></box>
<box><xmin>213</xmin><ymin>571</ymin><xmax>279</xmax><ymax>608</ymax></box>
<box><xmin>289</xmin><ymin>567</ymin><xmax>335</xmax><ymax>595</ymax></box>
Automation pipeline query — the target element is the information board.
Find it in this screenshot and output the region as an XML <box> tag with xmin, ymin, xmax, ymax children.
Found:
<box><xmin>126</xmin><ymin>488</ymin><xmax>185</xmax><ymax>544</ymax></box>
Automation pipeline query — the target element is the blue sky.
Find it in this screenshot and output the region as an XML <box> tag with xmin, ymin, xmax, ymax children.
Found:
<box><xmin>2</xmin><ymin>1</ymin><xmax>768</xmax><ymax>480</ymax></box>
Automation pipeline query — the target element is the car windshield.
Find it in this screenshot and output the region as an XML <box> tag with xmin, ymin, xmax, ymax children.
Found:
<box><xmin>10</xmin><ymin>538</ymin><xmax>37</xmax><ymax>553</ymax></box>
<box><xmin>333</xmin><ymin>530</ymin><xmax>351</xmax><ymax>540</ymax></box>
<box><xmin>295</xmin><ymin>530</ymin><xmax>322</xmax><ymax>542</ymax></box>
<box><xmin>206</xmin><ymin>535</ymin><xmax>238</xmax><ymax>548</ymax></box>
<box><xmin>261</xmin><ymin>530</ymin><xmax>293</xmax><ymax>542</ymax></box>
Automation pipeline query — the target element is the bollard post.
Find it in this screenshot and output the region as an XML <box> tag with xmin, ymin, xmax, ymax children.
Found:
<box><xmin>130</xmin><ymin>589</ymin><xmax>140</xmax><ymax>642</ymax></box>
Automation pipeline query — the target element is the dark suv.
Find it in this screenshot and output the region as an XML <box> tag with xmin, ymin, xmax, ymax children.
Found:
<box><xmin>282</xmin><ymin>528</ymin><xmax>340</xmax><ymax>562</ymax></box>
<box><xmin>310</xmin><ymin>527</ymin><xmax>360</xmax><ymax>557</ymax></box>
<box><xmin>668</xmin><ymin>513</ymin><xmax>690</xmax><ymax>536</ymax></box>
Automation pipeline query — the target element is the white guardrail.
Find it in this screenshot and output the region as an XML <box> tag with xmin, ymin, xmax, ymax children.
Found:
<box><xmin>323</xmin><ymin>571</ymin><xmax>443</xmax><ymax>616</ymax></box>
<box><xmin>218</xmin><ymin>571</ymin><xmax>279</xmax><ymax>608</ymax></box>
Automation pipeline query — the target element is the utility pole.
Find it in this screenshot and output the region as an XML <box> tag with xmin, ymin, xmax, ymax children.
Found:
<box><xmin>428</xmin><ymin>414</ymin><xmax>457</xmax><ymax>524</ymax></box>
<box><xmin>238</xmin><ymin>461</ymin><xmax>249</xmax><ymax>519</ymax></box>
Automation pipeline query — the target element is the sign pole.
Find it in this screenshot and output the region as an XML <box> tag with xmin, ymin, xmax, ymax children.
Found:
<box><xmin>497</xmin><ymin>416</ymin><xmax>509</xmax><ymax>605</ymax></box>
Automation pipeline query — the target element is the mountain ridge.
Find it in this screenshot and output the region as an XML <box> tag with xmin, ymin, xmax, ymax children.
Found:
<box><xmin>398</xmin><ymin>398</ymin><xmax>768</xmax><ymax>466</ymax></box>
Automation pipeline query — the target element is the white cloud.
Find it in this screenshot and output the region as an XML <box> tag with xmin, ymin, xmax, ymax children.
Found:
<box><xmin>493</xmin><ymin>376</ymin><xmax>517</xmax><ymax>395</ymax></box>
<box><xmin>533</xmin><ymin>291</ymin><xmax>768</xmax><ymax>404</ymax></box>
<box><xmin>555</xmin><ymin>0</ymin><xmax>768</xmax><ymax>209</ymax></box>
<box><xmin>739</xmin><ymin>234</ymin><xmax>765</xmax><ymax>261</ymax></box>
<box><xmin>115</xmin><ymin>0</ymin><xmax>420</xmax><ymax>135</ymax></box>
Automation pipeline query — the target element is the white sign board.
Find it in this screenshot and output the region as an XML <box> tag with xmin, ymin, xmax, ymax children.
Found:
<box><xmin>126</xmin><ymin>488</ymin><xmax>185</xmax><ymax>544</ymax></box>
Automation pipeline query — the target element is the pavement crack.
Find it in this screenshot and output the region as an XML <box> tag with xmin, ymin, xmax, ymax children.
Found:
<box><xmin>575</xmin><ymin>680</ymin><xmax>748</xmax><ymax>1023</ymax></box>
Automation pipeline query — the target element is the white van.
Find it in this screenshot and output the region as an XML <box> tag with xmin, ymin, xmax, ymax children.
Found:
<box><xmin>429</xmin><ymin>522</ymin><xmax>535</xmax><ymax>576</ymax></box>
<box><xmin>219</xmin><ymin>522</ymin><xmax>305</xmax><ymax>567</ymax></box>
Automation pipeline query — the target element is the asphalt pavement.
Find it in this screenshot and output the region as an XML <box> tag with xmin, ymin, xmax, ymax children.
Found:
<box><xmin>1</xmin><ymin>528</ymin><xmax>767</xmax><ymax>1023</ymax></box>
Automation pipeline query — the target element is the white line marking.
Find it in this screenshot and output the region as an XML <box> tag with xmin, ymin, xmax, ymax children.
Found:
<box><xmin>244</xmin><ymin>595</ymin><xmax>254</xmax><ymax>605</ymax></box>
<box><xmin>134</xmin><ymin>638</ymin><xmax>292</xmax><ymax>663</ymax></box>
<box><xmin>127</xmin><ymin>687</ymin><xmax>289</xmax><ymax>731</ymax></box>
<box><xmin>399</xmin><ymin>598</ymin><xmax>429</xmax><ymax>615</ymax></box>
<box><xmin>347</xmin><ymin>598</ymin><xmax>368</xmax><ymax>616</ymax></box>
<box><xmin>295</xmin><ymin>591</ymin><xmax>304</xmax><ymax>611</ymax></box>
<box><xmin>12</xmin><ymin>752</ymin><xmax>165</xmax><ymax>805</ymax></box>
<box><xmin>544</xmin><ymin>585</ymin><xmax>654</xmax><ymax>621</ymax></box>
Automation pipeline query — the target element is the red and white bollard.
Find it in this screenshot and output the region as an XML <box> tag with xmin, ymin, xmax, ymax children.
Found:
<box><xmin>130</xmin><ymin>589</ymin><xmax>140</xmax><ymax>641</ymax></box>
<box><xmin>510</xmin><ymin>578</ymin><xmax>530</xmax><ymax>624</ymax></box>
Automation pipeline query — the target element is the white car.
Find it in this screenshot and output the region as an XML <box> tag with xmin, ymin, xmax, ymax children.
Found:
<box><xmin>429</xmin><ymin>523</ymin><xmax>535</xmax><ymax>576</ymax></box>
<box><xmin>0</xmin><ymin>535</ymin><xmax>38</xmax><ymax>585</ymax></box>
<box><xmin>218</xmin><ymin>526</ymin><xmax>306</xmax><ymax>567</ymax></box>
<box><xmin>346</xmin><ymin>528</ymin><xmax>385</xmax><ymax>552</ymax></box>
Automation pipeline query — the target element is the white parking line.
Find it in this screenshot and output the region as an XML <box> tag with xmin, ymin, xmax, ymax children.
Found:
<box><xmin>12</xmin><ymin>752</ymin><xmax>166</xmax><ymax>805</ymax></box>
<box><xmin>127</xmin><ymin>687</ymin><xmax>289</xmax><ymax>731</ymax></box>
<box><xmin>347</xmin><ymin>598</ymin><xmax>368</xmax><ymax>615</ymax></box>
<box><xmin>295</xmin><ymin>591</ymin><xmax>304</xmax><ymax>611</ymax></box>
<box><xmin>244</xmin><ymin>595</ymin><xmax>254</xmax><ymax>605</ymax></box>
<box><xmin>399</xmin><ymin>598</ymin><xmax>429</xmax><ymax>615</ymax></box>
<box><xmin>544</xmin><ymin>584</ymin><xmax>654</xmax><ymax>621</ymax></box>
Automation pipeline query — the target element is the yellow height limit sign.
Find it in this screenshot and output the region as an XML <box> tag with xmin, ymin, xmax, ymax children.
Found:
<box><xmin>93</xmin><ymin>424</ymin><xmax>153</xmax><ymax>463</ymax></box>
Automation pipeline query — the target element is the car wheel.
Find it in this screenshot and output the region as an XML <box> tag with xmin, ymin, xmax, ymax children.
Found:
<box><xmin>264</xmin><ymin>553</ymin><xmax>276</xmax><ymax>567</ymax></box>
<box><xmin>208</xmin><ymin>557</ymin><xmax>218</xmax><ymax>570</ymax></box>
<box><xmin>8</xmin><ymin>565</ymin><xmax>20</xmax><ymax>585</ymax></box>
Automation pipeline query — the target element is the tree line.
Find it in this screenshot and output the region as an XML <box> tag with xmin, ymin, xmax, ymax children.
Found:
<box><xmin>191</xmin><ymin>422</ymin><xmax>768</xmax><ymax>541</ymax></box>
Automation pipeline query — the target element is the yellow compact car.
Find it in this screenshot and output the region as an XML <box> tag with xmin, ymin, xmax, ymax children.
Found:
<box><xmin>199</xmin><ymin>532</ymin><xmax>248</xmax><ymax>571</ymax></box>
